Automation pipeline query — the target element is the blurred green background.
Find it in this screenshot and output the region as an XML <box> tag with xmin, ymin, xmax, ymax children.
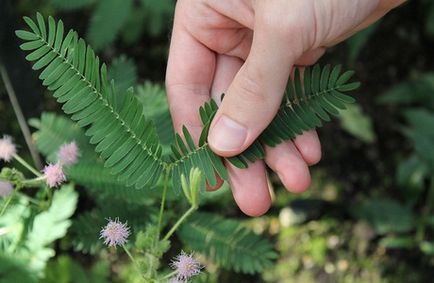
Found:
<box><xmin>1</xmin><ymin>0</ymin><xmax>433</xmax><ymax>282</ymax></box>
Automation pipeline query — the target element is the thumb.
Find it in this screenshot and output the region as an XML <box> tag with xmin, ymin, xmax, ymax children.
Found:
<box><xmin>208</xmin><ymin>23</ymin><xmax>303</xmax><ymax>157</ymax></box>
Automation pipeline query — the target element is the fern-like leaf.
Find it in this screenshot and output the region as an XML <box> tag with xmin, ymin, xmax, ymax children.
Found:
<box><xmin>178</xmin><ymin>212</ymin><xmax>277</xmax><ymax>274</ymax></box>
<box><xmin>17</xmin><ymin>13</ymin><xmax>166</xmax><ymax>189</ymax></box>
<box><xmin>260</xmin><ymin>65</ymin><xmax>359</xmax><ymax>146</ymax></box>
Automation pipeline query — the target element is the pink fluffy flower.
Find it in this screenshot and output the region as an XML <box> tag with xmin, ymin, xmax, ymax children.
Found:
<box><xmin>43</xmin><ymin>163</ymin><xmax>66</xmax><ymax>188</ymax></box>
<box><xmin>170</xmin><ymin>251</ymin><xmax>202</xmax><ymax>281</ymax></box>
<box><xmin>57</xmin><ymin>141</ymin><xmax>79</xmax><ymax>165</ymax></box>
<box><xmin>0</xmin><ymin>181</ymin><xmax>13</xmax><ymax>197</ymax></box>
<box><xmin>100</xmin><ymin>218</ymin><xmax>130</xmax><ymax>247</ymax></box>
<box><xmin>0</xmin><ymin>135</ymin><xmax>17</xmax><ymax>162</ymax></box>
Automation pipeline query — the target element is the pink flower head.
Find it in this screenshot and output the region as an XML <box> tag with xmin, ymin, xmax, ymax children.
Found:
<box><xmin>170</xmin><ymin>251</ymin><xmax>202</xmax><ymax>281</ymax></box>
<box><xmin>0</xmin><ymin>181</ymin><xmax>13</xmax><ymax>197</ymax></box>
<box><xmin>43</xmin><ymin>163</ymin><xmax>66</xmax><ymax>188</ymax></box>
<box><xmin>0</xmin><ymin>135</ymin><xmax>17</xmax><ymax>162</ymax></box>
<box><xmin>57</xmin><ymin>141</ymin><xmax>79</xmax><ymax>165</ymax></box>
<box><xmin>100</xmin><ymin>218</ymin><xmax>130</xmax><ymax>247</ymax></box>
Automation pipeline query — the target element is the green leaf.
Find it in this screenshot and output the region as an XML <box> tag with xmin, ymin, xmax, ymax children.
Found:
<box><xmin>108</xmin><ymin>55</ymin><xmax>138</xmax><ymax>106</ymax></box>
<box><xmin>87</xmin><ymin>0</ymin><xmax>133</xmax><ymax>50</ymax></box>
<box><xmin>352</xmin><ymin>198</ymin><xmax>415</xmax><ymax>235</ymax></box>
<box><xmin>23</xmin><ymin>185</ymin><xmax>78</xmax><ymax>274</ymax></box>
<box><xmin>19</xmin><ymin>14</ymin><xmax>166</xmax><ymax>190</ymax></box>
<box><xmin>402</xmin><ymin>108</ymin><xmax>434</xmax><ymax>169</ymax></box>
<box><xmin>378</xmin><ymin>73</ymin><xmax>434</xmax><ymax>107</ymax></box>
<box><xmin>420</xmin><ymin>241</ymin><xmax>434</xmax><ymax>255</ymax></box>
<box><xmin>338</xmin><ymin>103</ymin><xmax>376</xmax><ymax>143</ymax></box>
<box><xmin>178</xmin><ymin>212</ymin><xmax>277</xmax><ymax>274</ymax></box>
<box><xmin>379</xmin><ymin>236</ymin><xmax>417</xmax><ymax>249</ymax></box>
<box><xmin>0</xmin><ymin>254</ymin><xmax>37</xmax><ymax>283</ymax></box>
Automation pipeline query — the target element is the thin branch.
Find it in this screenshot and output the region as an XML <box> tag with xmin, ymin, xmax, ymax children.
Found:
<box><xmin>0</xmin><ymin>62</ymin><xmax>42</xmax><ymax>169</ymax></box>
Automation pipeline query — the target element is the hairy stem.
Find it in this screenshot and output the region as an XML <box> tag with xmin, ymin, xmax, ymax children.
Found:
<box><xmin>21</xmin><ymin>176</ymin><xmax>46</xmax><ymax>187</ymax></box>
<box><xmin>157</xmin><ymin>167</ymin><xmax>170</xmax><ymax>239</ymax></box>
<box><xmin>0</xmin><ymin>184</ymin><xmax>22</xmax><ymax>217</ymax></box>
<box><xmin>0</xmin><ymin>63</ymin><xmax>42</xmax><ymax>169</ymax></box>
<box><xmin>122</xmin><ymin>244</ymin><xmax>143</xmax><ymax>278</ymax></box>
<box><xmin>163</xmin><ymin>205</ymin><xmax>196</xmax><ymax>242</ymax></box>
<box><xmin>13</xmin><ymin>154</ymin><xmax>42</xmax><ymax>177</ymax></box>
<box><xmin>161</xmin><ymin>271</ymin><xmax>177</xmax><ymax>280</ymax></box>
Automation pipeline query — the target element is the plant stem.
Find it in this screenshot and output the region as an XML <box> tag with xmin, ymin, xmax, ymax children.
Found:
<box><xmin>157</xmin><ymin>167</ymin><xmax>170</xmax><ymax>238</ymax></box>
<box><xmin>163</xmin><ymin>205</ymin><xmax>197</xmax><ymax>242</ymax></box>
<box><xmin>122</xmin><ymin>244</ymin><xmax>143</xmax><ymax>278</ymax></box>
<box><xmin>13</xmin><ymin>154</ymin><xmax>42</xmax><ymax>177</ymax></box>
<box><xmin>0</xmin><ymin>184</ymin><xmax>22</xmax><ymax>217</ymax></box>
<box><xmin>161</xmin><ymin>271</ymin><xmax>177</xmax><ymax>280</ymax></box>
<box><xmin>0</xmin><ymin>63</ymin><xmax>42</xmax><ymax>170</ymax></box>
<box><xmin>21</xmin><ymin>176</ymin><xmax>46</xmax><ymax>187</ymax></box>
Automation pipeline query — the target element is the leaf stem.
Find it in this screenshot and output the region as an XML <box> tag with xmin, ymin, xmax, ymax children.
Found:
<box><xmin>122</xmin><ymin>244</ymin><xmax>143</xmax><ymax>278</ymax></box>
<box><xmin>161</xmin><ymin>271</ymin><xmax>177</xmax><ymax>280</ymax></box>
<box><xmin>13</xmin><ymin>154</ymin><xmax>42</xmax><ymax>177</ymax></box>
<box><xmin>21</xmin><ymin>176</ymin><xmax>46</xmax><ymax>187</ymax></box>
<box><xmin>163</xmin><ymin>205</ymin><xmax>196</xmax><ymax>242</ymax></box>
<box><xmin>0</xmin><ymin>184</ymin><xmax>22</xmax><ymax>216</ymax></box>
<box><xmin>157</xmin><ymin>167</ymin><xmax>170</xmax><ymax>238</ymax></box>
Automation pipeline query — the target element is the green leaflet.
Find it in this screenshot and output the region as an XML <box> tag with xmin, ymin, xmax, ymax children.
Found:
<box><xmin>17</xmin><ymin>13</ymin><xmax>165</xmax><ymax>190</ymax></box>
<box><xmin>178</xmin><ymin>212</ymin><xmax>277</xmax><ymax>274</ymax></box>
<box><xmin>17</xmin><ymin>14</ymin><xmax>359</xmax><ymax>193</ymax></box>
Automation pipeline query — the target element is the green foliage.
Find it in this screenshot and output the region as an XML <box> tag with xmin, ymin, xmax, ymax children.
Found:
<box><xmin>108</xmin><ymin>55</ymin><xmax>138</xmax><ymax>106</ymax></box>
<box><xmin>25</xmin><ymin>185</ymin><xmax>78</xmax><ymax>273</ymax></box>
<box><xmin>178</xmin><ymin>212</ymin><xmax>277</xmax><ymax>274</ymax></box>
<box><xmin>352</xmin><ymin>198</ymin><xmax>414</xmax><ymax>235</ymax></box>
<box><xmin>121</xmin><ymin>0</ymin><xmax>175</xmax><ymax>43</ymax></box>
<box><xmin>378</xmin><ymin>72</ymin><xmax>434</xmax><ymax>108</ymax></box>
<box><xmin>260</xmin><ymin>65</ymin><xmax>359</xmax><ymax>146</ymax></box>
<box><xmin>339</xmin><ymin>103</ymin><xmax>376</xmax><ymax>143</ymax></box>
<box><xmin>137</xmin><ymin>0</ymin><xmax>175</xmax><ymax>37</ymax></box>
<box><xmin>0</xmin><ymin>185</ymin><xmax>78</xmax><ymax>276</ymax></box>
<box><xmin>136</xmin><ymin>81</ymin><xmax>174</xmax><ymax>149</ymax></box>
<box><xmin>50</xmin><ymin>0</ymin><xmax>95</xmax><ymax>11</ymax></box>
<box><xmin>42</xmin><ymin>255</ymin><xmax>109</xmax><ymax>283</ymax></box>
<box><xmin>402</xmin><ymin>109</ymin><xmax>434</xmax><ymax>169</ymax></box>
<box><xmin>30</xmin><ymin>112</ymin><xmax>96</xmax><ymax>163</ymax></box>
<box><xmin>87</xmin><ymin>0</ymin><xmax>133</xmax><ymax>50</ymax></box>
<box><xmin>0</xmin><ymin>254</ymin><xmax>37</xmax><ymax>283</ymax></box>
<box><xmin>17</xmin><ymin>13</ymin><xmax>166</xmax><ymax>189</ymax></box>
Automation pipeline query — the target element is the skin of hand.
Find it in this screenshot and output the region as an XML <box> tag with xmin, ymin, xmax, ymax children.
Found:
<box><xmin>165</xmin><ymin>0</ymin><xmax>406</xmax><ymax>216</ymax></box>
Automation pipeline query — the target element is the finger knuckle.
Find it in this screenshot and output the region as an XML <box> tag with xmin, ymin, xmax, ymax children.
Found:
<box><xmin>235</xmin><ymin>70</ymin><xmax>266</xmax><ymax>104</ymax></box>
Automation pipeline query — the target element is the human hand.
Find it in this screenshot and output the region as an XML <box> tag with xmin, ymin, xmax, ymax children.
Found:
<box><xmin>165</xmin><ymin>0</ymin><xmax>406</xmax><ymax>216</ymax></box>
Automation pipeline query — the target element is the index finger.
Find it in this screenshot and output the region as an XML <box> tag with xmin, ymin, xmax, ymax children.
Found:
<box><xmin>165</xmin><ymin>8</ymin><xmax>216</xmax><ymax>140</ymax></box>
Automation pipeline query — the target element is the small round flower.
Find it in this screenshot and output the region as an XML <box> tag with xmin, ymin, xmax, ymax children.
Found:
<box><xmin>100</xmin><ymin>218</ymin><xmax>130</xmax><ymax>247</ymax></box>
<box><xmin>0</xmin><ymin>181</ymin><xmax>13</xmax><ymax>197</ymax></box>
<box><xmin>43</xmin><ymin>163</ymin><xmax>66</xmax><ymax>188</ymax></box>
<box><xmin>170</xmin><ymin>251</ymin><xmax>202</xmax><ymax>281</ymax></box>
<box><xmin>57</xmin><ymin>141</ymin><xmax>79</xmax><ymax>165</ymax></box>
<box><xmin>0</xmin><ymin>135</ymin><xmax>17</xmax><ymax>162</ymax></box>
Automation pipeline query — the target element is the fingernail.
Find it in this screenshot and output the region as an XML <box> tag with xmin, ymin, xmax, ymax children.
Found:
<box><xmin>209</xmin><ymin>115</ymin><xmax>247</xmax><ymax>152</ymax></box>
